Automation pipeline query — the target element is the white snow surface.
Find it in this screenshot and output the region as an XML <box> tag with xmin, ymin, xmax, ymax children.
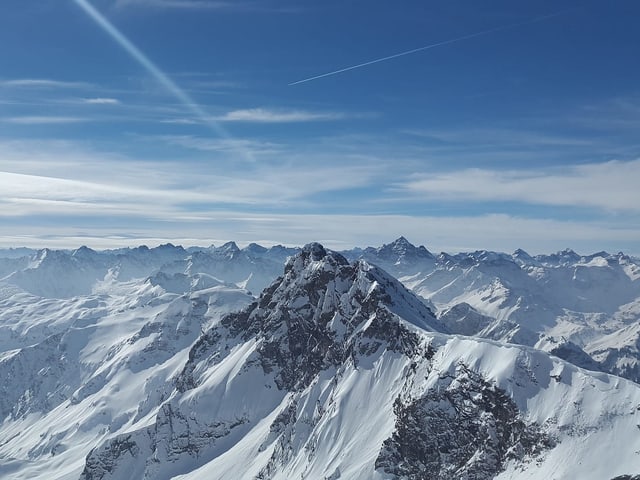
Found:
<box><xmin>351</xmin><ymin>239</ymin><xmax>640</xmax><ymax>381</ymax></box>
<box><xmin>0</xmin><ymin>239</ymin><xmax>639</xmax><ymax>479</ymax></box>
<box><xmin>0</xmin><ymin>276</ymin><xmax>253</xmax><ymax>480</ymax></box>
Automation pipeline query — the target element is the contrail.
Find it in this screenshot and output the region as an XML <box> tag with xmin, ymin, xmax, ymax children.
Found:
<box><xmin>289</xmin><ymin>9</ymin><xmax>572</xmax><ymax>86</ymax></box>
<box><xmin>72</xmin><ymin>0</ymin><xmax>253</xmax><ymax>162</ymax></box>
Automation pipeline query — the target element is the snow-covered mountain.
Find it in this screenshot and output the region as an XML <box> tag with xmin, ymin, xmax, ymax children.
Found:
<box><xmin>348</xmin><ymin>238</ymin><xmax>640</xmax><ymax>383</ymax></box>
<box><xmin>0</xmin><ymin>243</ymin><xmax>293</xmax><ymax>300</ymax></box>
<box><xmin>2</xmin><ymin>238</ymin><xmax>639</xmax><ymax>382</ymax></box>
<box><xmin>0</xmin><ymin>244</ymin><xmax>640</xmax><ymax>480</ymax></box>
<box><xmin>0</xmin><ymin>275</ymin><xmax>253</xmax><ymax>479</ymax></box>
<box><xmin>1</xmin><ymin>240</ymin><xmax>640</xmax><ymax>479</ymax></box>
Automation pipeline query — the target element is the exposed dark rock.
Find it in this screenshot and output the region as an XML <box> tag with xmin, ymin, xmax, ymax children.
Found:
<box><xmin>376</xmin><ymin>363</ymin><xmax>554</xmax><ymax>480</ymax></box>
<box><xmin>439</xmin><ymin>302</ymin><xmax>493</xmax><ymax>336</ymax></box>
<box><xmin>256</xmin><ymin>401</ymin><xmax>298</xmax><ymax>480</ymax></box>
<box><xmin>597</xmin><ymin>343</ymin><xmax>640</xmax><ymax>384</ymax></box>
<box><xmin>549</xmin><ymin>341</ymin><xmax>602</xmax><ymax>372</ymax></box>
<box><xmin>80</xmin><ymin>435</ymin><xmax>140</xmax><ymax>480</ymax></box>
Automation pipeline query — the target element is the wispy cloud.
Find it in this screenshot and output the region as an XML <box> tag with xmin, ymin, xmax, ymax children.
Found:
<box><xmin>0</xmin><ymin>78</ymin><xmax>93</xmax><ymax>89</ymax></box>
<box><xmin>2</xmin><ymin>116</ymin><xmax>87</xmax><ymax>125</ymax></box>
<box><xmin>2</xmin><ymin>138</ymin><xmax>638</xmax><ymax>255</ymax></box>
<box><xmin>158</xmin><ymin>135</ymin><xmax>281</xmax><ymax>155</ymax></box>
<box><xmin>0</xmin><ymin>138</ymin><xmax>381</xmax><ymax>215</ymax></box>
<box><xmin>155</xmin><ymin>108</ymin><xmax>349</xmax><ymax>125</ymax></box>
<box><xmin>403</xmin><ymin>127</ymin><xmax>595</xmax><ymax>148</ymax></box>
<box><xmin>159</xmin><ymin>118</ymin><xmax>200</xmax><ymax>125</ymax></box>
<box><xmin>82</xmin><ymin>97</ymin><xmax>121</xmax><ymax>105</ymax></box>
<box><xmin>400</xmin><ymin>159</ymin><xmax>640</xmax><ymax>212</ymax></box>
<box><xmin>218</xmin><ymin>108</ymin><xmax>345</xmax><ymax>123</ymax></box>
<box><xmin>568</xmin><ymin>94</ymin><xmax>640</xmax><ymax>132</ymax></box>
<box><xmin>0</xmin><ymin>163</ymin><xmax>378</xmax><ymax>216</ymax></box>
<box><xmin>186</xmin><ymin>79</ymin><xmax>243</xmax><ymax>90</ymax></box>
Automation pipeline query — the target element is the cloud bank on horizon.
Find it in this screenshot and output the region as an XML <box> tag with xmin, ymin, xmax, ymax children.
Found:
<box><xmin>0</xmin><ymin>0</ymin><xmax>639</xmax><ymax>254</ymax></box>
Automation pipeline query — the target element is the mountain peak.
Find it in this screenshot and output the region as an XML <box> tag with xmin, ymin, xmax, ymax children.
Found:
<box><xmin>387</xmin><ymin>236</ymin><xmax>413</xmax><ymax>252</ymax></box>
<box><xmin>371</xmin><ymin>236</ymin><xmax>435</xmax><ymax>265</ymax></box>
<box><xmin>31</xmin><ymin>248</ymin><xmax>67</xmax><ymax>266</ymax></box>
<box><xmin>536</xmin><ymin>248</ymin><xmax>582</xmax><ymax>266</ymax></box>
<box><xmin>558</xmin><ymin>248</ymin><xmax>580</xmax><ymax>260</ymax></box>
<box><xmin>243</xmin><ymin>242</ymin><xmax>267</xmax><ymax>255</ymax></box>
<box><xmin>154</xmin><ymin>242</ymin><xmax>185</xmax><ymax>253</ymax></box>
<box><xmin>284</xmin><ymin>242</ymin><xmax>348</xmax><ymax>276</ymax></box>
<box><xmin>302</xmin><ymin>241</ymin><xmax>327</xmax><ymax>260</ymax></box>
<box><xmin>72</xmin><ymin>245</ymin><xmax>94</xmax><ymax>254</ymax></box>
<box><xmin>218</xmin><ymin>241</ymin><xmax>240</xmax><ymax>253</ymax></box>
<box><xmin>393</xmin><ymin>235</ymin><xmax>411</xmax><ymax>245</ymax></box>
<box><xmin>181</xmin><ymin>242</ymin><xmax>439</xmax><ymax>392</ymax></box>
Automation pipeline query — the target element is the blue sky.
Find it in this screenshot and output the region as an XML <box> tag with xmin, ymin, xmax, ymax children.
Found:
<box><xmin>1</xmin><ymin>0</ymin><xmax>639</xmax><ymax>253</ymax></box>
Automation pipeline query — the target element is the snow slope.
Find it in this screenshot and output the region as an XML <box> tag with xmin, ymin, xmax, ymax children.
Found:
<box><xmin>0</xmin><ymin>242</ymin><xmax>293</xmax><ymax>300</ymax></box>
<box><xmin>349</xmin><ymin>238</ymin><xmax>640</xmax><ymax>383</ymax></box>
<box><xmin>0</xmin><ymin>276</ymin><xmax>253</xmax><ymax>480</ymax></box>
<box><xmin>1</xmin><ymin>241</ymin><xmax>640</xmax><ymax>479</ymax></box>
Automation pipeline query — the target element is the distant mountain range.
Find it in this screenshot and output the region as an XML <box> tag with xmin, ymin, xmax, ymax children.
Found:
<box><xmin>1</xmin><ymin>239</ymin><xmax>639</xmax><ymax>479</ymax></box>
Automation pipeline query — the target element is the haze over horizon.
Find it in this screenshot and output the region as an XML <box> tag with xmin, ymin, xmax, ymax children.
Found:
<box><xmin>1</xmin><ymin>0</ymin><xmax>639</xmax><ymax>254</ymax></box>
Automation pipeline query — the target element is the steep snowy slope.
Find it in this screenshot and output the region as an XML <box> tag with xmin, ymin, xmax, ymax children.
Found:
<box><xmin>161</xmin><ymin>242</ymin><xmax>286</xmax><ymax>295</ymax></box>
<box><xmin>0</xmin><ymin>243</ymin><xmax>293</xmax><ymax>300</ymax></box>
<box><xmin>70</xmin><ymin>245</ymin><xmax>640</xmax><ymax>480</ymax></box>
<box><xmin>2</xmin><ymin>238</ymin><xmax>639</xmax><ymax>383</ymax></box>
<box><xmin>0</xmin><ymin>277</ymin><xmax>253</xmax><ymax>480</ymax></box>
<box><xmin>2</xmin><ymin>240</ymin><xmax>640</xmax><ymax>480</ymax></box>
<box><xmin>354</xmin><ymin>239</ymin><xmax>639</xmax><ymax>324</ymax></box>
<box><xmin>352</xmin><ymin>238</ymin><xmax>640</xmax><ymax>382</ymax></box>
<box><xmin>355</xmin><ymin>235</ymin><xmax>436</xmax><ymax>276</ymax></box>
<box><xmin>4</xmin><ymin>248</ymin><xmax>110</xmax><ymax>298</ymax></box>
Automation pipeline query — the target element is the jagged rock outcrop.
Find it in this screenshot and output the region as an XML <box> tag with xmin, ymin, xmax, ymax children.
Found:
<box><xmin>376</xmin><ymin>364</ymin><xmax>553</xmax><ymax>479</ymax></box>
<box><xmin>179</xmin><ymin>242</ymin><xmax>442</xmax><ymax>393</ymax></box>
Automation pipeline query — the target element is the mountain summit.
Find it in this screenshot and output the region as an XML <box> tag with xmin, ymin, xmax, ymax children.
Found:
<box><xmin>180</xmin><ymin>242</ymin><xmax>442</xmax><ymax>393</ymax></box>
<box><xmin>359</xmin><ymin>237</ymin><xmax>435</xmax><ymax>275</ymax></box>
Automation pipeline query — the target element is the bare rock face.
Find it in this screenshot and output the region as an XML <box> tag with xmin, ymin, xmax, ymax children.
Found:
<box><xmin>81</xmin><ymin>435</ymin><xmax>140</xmax><ymax>480</ymax></box>
<box><xmin>376</xmin><ymin>364</ymin><xmax>554</xmax><ymax>480</ymax></box>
